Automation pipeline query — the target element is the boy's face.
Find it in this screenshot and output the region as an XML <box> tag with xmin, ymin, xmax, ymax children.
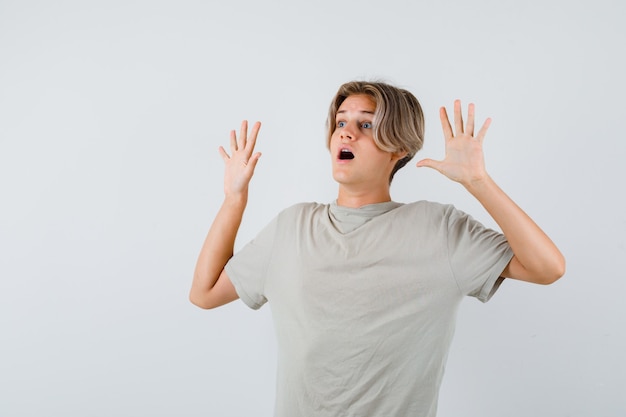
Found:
<box><xmin>330</xmin><ymin>94</ymin><xmax>402</xmax><ymax>189</ymax></box>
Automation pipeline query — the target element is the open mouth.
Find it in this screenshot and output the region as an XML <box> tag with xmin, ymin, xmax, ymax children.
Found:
<box><xmin>339</xmin><ymin>149</ymin><xmax>354</xmax><ymax>160</ymax></box>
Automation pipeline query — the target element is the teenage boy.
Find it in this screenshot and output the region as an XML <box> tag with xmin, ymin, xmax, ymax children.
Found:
<box><xmin>190</xmin><ymin>81</ymin><xmax>565</xmax><ymax>417</ymax></box>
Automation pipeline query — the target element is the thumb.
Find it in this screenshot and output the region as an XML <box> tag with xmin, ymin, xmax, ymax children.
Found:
<box><xmin>416</xmin><ymin>158</ymin><xmax>443</xmax><ymax>172</ymax></box>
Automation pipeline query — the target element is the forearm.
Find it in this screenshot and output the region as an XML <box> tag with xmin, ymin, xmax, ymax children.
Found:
<box><xmin>190</xmin><ymin>193</ymin><xmax>247</xmax><ymax>303</ymax></box>
<box><xmin>465</xmin><ymin>176</ymin><xmax>565</xmax><ymax>284</ymax></box>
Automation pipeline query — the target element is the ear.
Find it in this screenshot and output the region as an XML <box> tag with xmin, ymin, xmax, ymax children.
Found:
<box><xmin>390</xmin><ymin>151</ymin><xmax>409</xmax><ymax>162</ymax></box>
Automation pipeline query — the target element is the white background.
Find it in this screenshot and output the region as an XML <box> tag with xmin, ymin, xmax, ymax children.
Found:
<box><xmin>1</xmin><ymin>0</ymin><xmax>625</xmax><ymax>416</ymax></box>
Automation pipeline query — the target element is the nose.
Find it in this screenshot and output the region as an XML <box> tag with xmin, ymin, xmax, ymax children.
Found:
<box><xmin>340</xmin><ymin>122</ymin><xmax>356</xmax><ymax>141</ymax></box>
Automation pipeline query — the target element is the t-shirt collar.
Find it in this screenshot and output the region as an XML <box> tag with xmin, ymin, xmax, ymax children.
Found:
<box><xmin>328</xmin><ymin>200</ymin><xmax>403</xmax><ymax>234</ymax></box>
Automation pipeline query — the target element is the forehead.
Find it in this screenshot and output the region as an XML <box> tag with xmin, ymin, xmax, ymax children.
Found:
<box><xmin>337</xmin><ymin>94</ymin><xmax>376</xmax><ymax>114</ymax></box>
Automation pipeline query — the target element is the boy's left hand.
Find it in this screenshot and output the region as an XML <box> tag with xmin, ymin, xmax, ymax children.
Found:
<box><xmin>416</xmin><ymin>100</ymin><xmax>491</xmax><ymax>188</ymax></box>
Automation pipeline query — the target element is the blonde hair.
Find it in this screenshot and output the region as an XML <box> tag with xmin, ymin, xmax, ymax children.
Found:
<box><xmin>326</xmin><ymin>81</ymin><xmax>425</xmax><ymax>182</ymax></box>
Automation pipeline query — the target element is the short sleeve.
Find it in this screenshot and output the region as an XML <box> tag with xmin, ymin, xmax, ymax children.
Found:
<box><xmin>445</xmin><ymin>205</ymin><xmax>514</xmax><ymax>302</ymax></box>
<box><xmin>224</xmin><ymin>216</ymin><xmax>278</xmax><ymax>310</ymax></box>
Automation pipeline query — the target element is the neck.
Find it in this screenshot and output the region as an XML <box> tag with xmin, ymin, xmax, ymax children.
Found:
<box><xmin>336</xmin><ymin>185</ymin><xmax>392</xmax><ymax>208</ymax></box>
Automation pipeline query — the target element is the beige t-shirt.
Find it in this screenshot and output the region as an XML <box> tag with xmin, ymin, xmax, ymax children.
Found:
<box><xmin>226</xmin><ymin>201</ymin><xmax>513</xmax><ymax>417</ymax></box>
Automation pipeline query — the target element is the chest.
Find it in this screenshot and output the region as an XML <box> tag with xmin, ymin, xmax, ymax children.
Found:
<box><xmin>264</xmin><ymin>221</ymin><xmax>458</xmax><ymax>321</ymax></box>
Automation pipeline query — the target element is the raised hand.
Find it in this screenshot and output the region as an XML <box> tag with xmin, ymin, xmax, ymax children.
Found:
<box><xmin>219</xmin><ymin>120</ymin><xmax>262</xmax><ymax>196</ymax></box>
<box><xmin>416</xmin><ymin>100</ymin><xmax>491</xmax><ymax>187</ymax></box>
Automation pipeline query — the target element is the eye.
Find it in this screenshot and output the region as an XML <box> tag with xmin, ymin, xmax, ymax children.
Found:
<box><xmin>362</xmin><ymin>122</ymin><xmax>372</xmax><ymax>129</ymax></box>
<box><xmin>337</xmin><ymin>121</ymin><xmax>346</xmax><ymax>128</ymax></box>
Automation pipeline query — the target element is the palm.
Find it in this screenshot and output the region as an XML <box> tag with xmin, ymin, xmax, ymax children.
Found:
<box><xmin>219</xmin><ymin>120</ymin><xmax>262</xmax><ymax>196</ymax></box>
<box><xmin>417</xmin><ymin>100</ymin><xmax>490</xmax><ymax>186</ymax></box>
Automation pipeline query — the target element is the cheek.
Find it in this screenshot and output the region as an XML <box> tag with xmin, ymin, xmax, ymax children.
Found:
<box><xmin>328</xmin><ymin>132</ymin><xmax>340</xmax><ymax>150</ymax></box>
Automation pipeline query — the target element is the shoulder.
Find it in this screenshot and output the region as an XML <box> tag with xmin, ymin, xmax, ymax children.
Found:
<box><xmin>393</xmin><ymin>201</ymin><xmax>474</xmax><ymax>235</ymax></box>
<box><xmin>398</xmin><ymin>200</ymin><xmax>457</xmax><ymax>218</ymax></box>
<box><xmin>275</xmin><ymin>202</ymin><xmax>329</xmax><ymax>225</ymax></box>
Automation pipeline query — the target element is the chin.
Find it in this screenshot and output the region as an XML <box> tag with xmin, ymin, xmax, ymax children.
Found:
<box><xmin>331</xmin><ymin>169</ymin><xmax>350</xmax><ymax>184</ymax></box>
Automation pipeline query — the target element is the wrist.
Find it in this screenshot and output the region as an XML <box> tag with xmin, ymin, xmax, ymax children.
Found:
<box><xmin>463</xmin><ymin>174</ymin><xmax>496</xmax><ymax>196</ymax></box>
<box><xmin>223</xmin><ymin>191</ymin><xmax>249</xmax><ymax>207</ymax></box>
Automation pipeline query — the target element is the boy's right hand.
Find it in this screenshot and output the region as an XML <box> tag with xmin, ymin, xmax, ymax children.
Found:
<box><xmin>219</xmin><ymin>120</ymin><xmax>262</xmax><ymax>197</ymax></box>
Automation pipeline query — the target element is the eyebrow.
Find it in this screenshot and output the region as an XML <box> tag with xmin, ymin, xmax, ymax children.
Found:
<box><xmin>336</xmin><ymin>109</ymin><xmax>375</xmax><ymax>115</ymax></box>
